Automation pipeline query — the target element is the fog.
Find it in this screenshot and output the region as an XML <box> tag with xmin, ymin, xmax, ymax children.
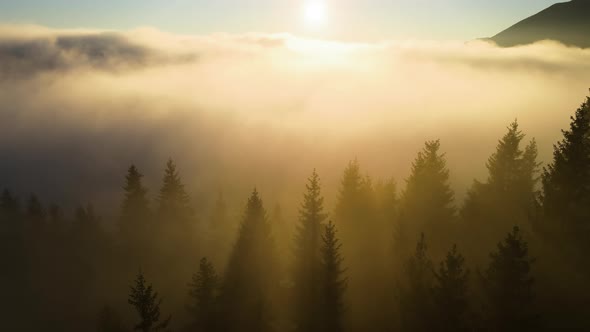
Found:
<box><xmin>1</xmin><ymin>24</ymin><xmax>589</xmax><ymax>214</ymax></box>
<box><xmin>3</xmin><ymin>24</ymin><xmax>590</xmax><ymax>332</ymax></box>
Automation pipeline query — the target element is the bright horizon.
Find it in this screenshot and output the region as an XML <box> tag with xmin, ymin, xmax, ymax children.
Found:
<box><xmin>0</xmin><ymin>0</ymin><xmax>561</xmax><ymax>41</ymax></box>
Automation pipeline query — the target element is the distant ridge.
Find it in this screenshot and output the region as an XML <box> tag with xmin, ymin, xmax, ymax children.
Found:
<box><xmin>490</xmin><ymin>0</ymin><xmax>590</xmax><ymax>48</ymax></box>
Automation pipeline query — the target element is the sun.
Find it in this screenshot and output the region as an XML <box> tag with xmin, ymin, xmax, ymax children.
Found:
<box><xmin>303</xmin><ymin>2</ymin><xmax>327</xmax><ymax>28</ymax></box>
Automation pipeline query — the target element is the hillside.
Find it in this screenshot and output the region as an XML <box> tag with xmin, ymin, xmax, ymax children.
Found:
<box><xmin>491</xmin><ymin>0</ymin><xmax>590</xmax><ymax>48</ymax></box>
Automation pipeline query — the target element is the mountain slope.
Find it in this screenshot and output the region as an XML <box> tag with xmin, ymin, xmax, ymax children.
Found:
<box><xmin>491</xmin><ymin>0</ymin><xmax>590</xmax><ymax>48</ymax></box>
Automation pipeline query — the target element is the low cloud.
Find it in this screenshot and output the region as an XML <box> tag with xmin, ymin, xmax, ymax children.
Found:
<box><xmin>0</xmin><ymin>33</ymin><xmax>158</xmax><ymax>78</ymax></box>
<box><xmin>0</xmin><ymin>26</ymin><xmax>207</xmax><ymax>79</ymax></box>
<box><xmin>0</xmin><ymin>25</ymin><xmax>589</xmax><ymax>213</ymax></box>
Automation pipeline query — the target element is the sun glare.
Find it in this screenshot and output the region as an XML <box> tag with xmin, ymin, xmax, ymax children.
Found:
<box><xmin>303</xmin><ymin>2</ymin><xmax>327</xmax><ymax>28</ymax></box>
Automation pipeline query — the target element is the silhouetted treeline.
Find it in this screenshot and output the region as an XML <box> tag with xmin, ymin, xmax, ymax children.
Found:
<box><xmin>2</xmin><ymin>95</ymin><xmax>590</xmax><ymax>331</ymax></box>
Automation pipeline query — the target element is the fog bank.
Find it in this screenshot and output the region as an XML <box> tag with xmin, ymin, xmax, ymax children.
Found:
<box><xmin>1</xmin><ymin>25</ymin><xmax>589</xmax><ymax>215</ymax></box>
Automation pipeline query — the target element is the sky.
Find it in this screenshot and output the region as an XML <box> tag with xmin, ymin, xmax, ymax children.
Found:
<box><xmin>0</xmin><ymin>0</ymin><xmax>561</xmax><ymax>40</ymax></box>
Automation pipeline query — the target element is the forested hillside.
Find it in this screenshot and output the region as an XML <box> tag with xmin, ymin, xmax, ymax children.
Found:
<box><xmin>2</xmin><ymin>95</ymin><xmax>590</xmax><ymax>331</ymax></box>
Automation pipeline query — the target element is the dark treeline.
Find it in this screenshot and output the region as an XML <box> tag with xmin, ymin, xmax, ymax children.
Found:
<box><xmin>2</xmin><ymin>95</ymin><xmax>590</xmax><ymax>331</ymax></box>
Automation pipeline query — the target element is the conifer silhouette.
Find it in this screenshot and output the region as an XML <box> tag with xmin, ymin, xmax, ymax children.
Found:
<box><xmin>320</xmin><ymin>221</ymin><xmax>347</xmax><ymax>332</ymax></box>
<box><xmin>293</xmin><ymin>170</ymin><xmax>328</xmax><ymax>332</ymax></box>
<box><xmin>481</xmin><ymin>227</ymin><xmax>537</xmax><ymax>331</ymax></box>
<box><xmin>188</xmin><ymin>257</ymin><xmax>220</xmax><ymax>331</ymax></box>
<box><xmin>128</xmin><ymin>271</ymin><xmax>171</xmax><ymax>332</ymax></box>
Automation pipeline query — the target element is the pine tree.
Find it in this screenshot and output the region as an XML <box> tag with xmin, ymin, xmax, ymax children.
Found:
<box><xmin>221</xmin><ymin>189</ymin><xmax>276</xmax><ymax>332</ymax></box>
<box><xmin>155</xmin><ymin>159</ymin><xmax>197</xmax><ymax>275</ymax></box>
<box><xmin>432</xmin><ymin>245</ymin><xmax>470</xmax><ymax>331</ymax></box>
<box><xmin>334</xmin><ymin>159</ymin><xmax>364</xmax><ymax>229</ymax></box>
<box><xmin>481</xmin><ymin>226</ymin><xmax>537</xmax><ymax>331</ymax></box>
<box><xmin>461</xmin><ymin>121</ymin><xmax>540</xmax><ymax>261</ymax></box>
<box><xmin>334</xmin><ymin>160</ymin><xmax>380</xmax><ymax>248</ymax></box>
<box><xmin>120</xmin><ymin>165</ymin><xmax>151</xmax><ymax>242</ymax></box>
<box><xmin>403</xmin><ymin>141</ymin><xmax>455</xmax><ymax>223</ymax></box>
<box><xmin>334</xmin><ymin>160</ymin><xmax>379</xmax><ymax>230</ymax></box>
<box><xmin>399</xmin><ymin>233</ymin><xmax>434</xmax><ymax>332</ymax></box>
<box><xmin>157</xmin><ymin>159</ymin><xmax>192</xmax><ymax>222</ymax></box>
<box><xmin>487</xmin><ymin>121</ymin><xmax>528</xmax><ymax>192</ymax></box>
<box><xmin>520</xmin><ymin>138</ymin><xmax>540</xmax><ymax>204</ymax></box>
<box><xmin>320</xmin><ymin>221</ymin><xmax>347</xmax><ymax>332</ymax></box>
<box><xmin>188</xmin><ymin>257</ymin><xmax>220</xmax><ymax>332</ymax></box>
<box><xmin>400</xmin><ymin>140</ymin><xmax>455</xmax><ymax>255</ymax></box>
<box><xmin>292</xmin><ymin>170</ymin><xmax>328</xmax><ymax>332</ymax></box>
<box><xmin>374</xmin><ymin>178</ymin><xmax>398</xmax><ymax>228</ymax></box>
<box><xmin>128</xmin><ymin>271</ymin><xmax>171</xmax><ymax>332</ymax></box>
<box><xmin>334</xmin><ymin>160</ymin><xmax>392</xmax><ymax>331</ymax></box>
<box><xmin>541</xmin><ymin>96</ymin><xmax>590</xmax><ymax>246</ymax></box>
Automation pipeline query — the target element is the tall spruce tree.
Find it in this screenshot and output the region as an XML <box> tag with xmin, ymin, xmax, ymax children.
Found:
<box><xmin>157</xmin><ymin>159</ymin><xmax>192</xmax><ymax>222</ymax></box>
<box><xmin>536</xmin><ymin>96</ymin><xmax>590</xmax><ymax>326</ymax></box>
<box><xmin>432</xmin><ymin>245</ymin><xmax>470</xmax><ymax>331</ymax></box>
<box><xmin>461</xmin><ymin>121</ymin><xmax>540</xmax><ymax>262</ymax></box>
<box><xmin>487</xmin><ymin>122</ymin><xmax>532</xmax><ymax>192</ymax></box>
<box><xmin>128</xmin><ymin>271</ymin><xmax>171</xmax><ymax>332</ymax></box>
<box><xmin>333</xmin><ymin>159</ymin><xmax>381</xmax><ymax>252</ymax></box>
<box><xmin>155</xmin><ymin>159</ymin><xmax>198</xmax><ymax>286</ymax></box>
<box><xmin>333</xmin><ymin>159</ymin><xmax>377</xmax><ymax>262</ymax></box>
<box><xmin>292</xmin><ymin>170</ymin><xmax>328</xmax><ymax>332</ymax></box>
<box><xmin>187</xmin><ymin>257</ymin><xmax>220</xmax><ymax>332</ymax></box>
<box><xmin>374</xmin><ymin>178</ymin><xmax>398</xmax><ymax>230</ymax></box>
<box><xmin>541</xmin><ymin>96</ymin><xmax>590</xmax><ymax>247</ymax></box>
<box><xmin>320</xmin><ymin>221</ymin><xmax>347</xmax><ymax>332</ymax></box>
<box><xmin>120</xmin><ymin>165</ymin><xmax>151</xmax><ymax>245</ymax></box>
<box><xmin>334</xmin><ymin>159</ymin><xmax>364</xmax><ymax>230</ymax></box>
<box><xmin>334</xmin><ymin>160</ymin><xmax>392</xmax><ymax>331</ymax></box>
<box><xmin>221</xmin><ymin>189</ymin><xmax>276</xmax><ymax>332</ymax></box>
<box><xmin>400</xmin><ymin>140</ymin><xmax>455</xmax><ymax>256</ymax></box>
<box><xmin>481</xmin><ymin>226</ymin><xmax>537</xmax><ymax>331</ymax></box>
<box><xmin>399</xmin><ymin>233</ymin><xmax>434</xmax><ymax>332</ymax></box>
